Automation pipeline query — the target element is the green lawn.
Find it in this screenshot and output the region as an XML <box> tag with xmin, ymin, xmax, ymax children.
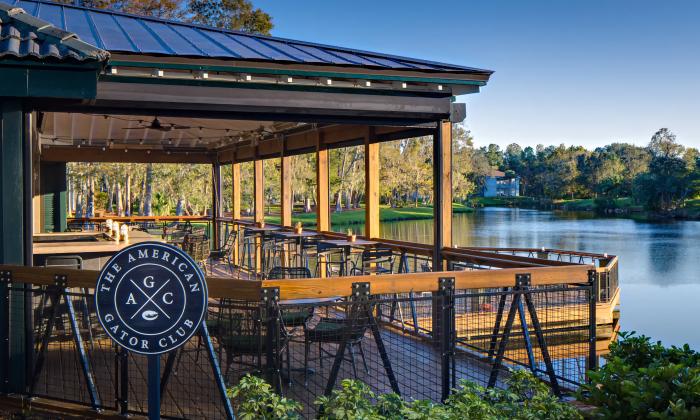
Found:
<box><xmin>469</xmin><ymin>196</ymin><xmax>539</xmax><ymax>207</ymax></box>
<box><xmin>264</xmin><ymin>203</ymin><xmax>473</xmax><ymax>227</ymax></box>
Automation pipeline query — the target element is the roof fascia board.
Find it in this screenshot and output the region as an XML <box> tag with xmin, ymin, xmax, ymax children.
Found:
<box><xmin>107</xmin><ymin>57</ymin><xmax>489</xmax><ymax>86</ymax></box>
<box><xmin>98</xmin><ymin>75</ymin><xmax>451</xmax><ymax>98</ymax></box>
<box><xmin>93</xmin><ymin>80</ymin><xmax>451</xmax><ymax>122</ymax></box>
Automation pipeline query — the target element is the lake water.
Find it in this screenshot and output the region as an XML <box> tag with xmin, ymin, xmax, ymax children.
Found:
<box><xmin>335</xmin><ymin>207</ymin><xmax>700</xmax><ymax>349</ymax></box>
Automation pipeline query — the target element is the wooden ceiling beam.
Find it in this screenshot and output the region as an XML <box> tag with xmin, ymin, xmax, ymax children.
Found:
<box><xmin>218</xmin><ymin>124</ymin><xmax>433</xmax><ymax>163</ymax></box>
<box><xmin>41</xmin><ymin>147</ymin><xmax>213</xmax><ymax>164</ymax></box>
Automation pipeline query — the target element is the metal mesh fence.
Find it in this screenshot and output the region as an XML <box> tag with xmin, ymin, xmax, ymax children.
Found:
<box><xmin>6</xmin><ymin>274</ymin><xmax>595</xmax><ymax>419</ymax></box>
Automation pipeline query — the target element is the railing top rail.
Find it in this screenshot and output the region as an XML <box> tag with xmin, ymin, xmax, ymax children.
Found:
<box><xmin>67</xmin><ymin>215</ymin><xmax>211</xmax><ymax>223</ymax></box>
<box><xmin>442</xmin><ymin>247</ymin><xmax>578</xmax><ymax>267</ymax></box>
<box><xmin>0</xmin><ymin>263</ymin><xmax>593</xmax><ymax>301</ymax></box>
<box><xmin>462</xmin><ymin>246</ymin><xmax>616</xmax><ymax>260</ymax></box>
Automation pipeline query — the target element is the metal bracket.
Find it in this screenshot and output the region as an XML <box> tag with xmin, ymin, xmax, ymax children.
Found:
<box><xmin>588</xmin><ymin>269</ymin><xmax>598</xmax><ymax>283</ymax></box>
<box><xmin>0</xmin><ymin>271</ymin><xmax>11</xmax><ymax>284</ymax></box>
<box><xmin>260</xmin><ymin>287</ymin><xmax>280</xmax><ymax>305</ymax></box>
<box><xmin>53</xmin><ymin>274</ymin><xmax>67</xmax><ymax>288</ymax></box>
<box><xmin>438</xmin><ymin>277</ymin><xmax>455</xmax><ymax>293</ymax></box>
<box><xmin>352</xmin><ymin>282</ymin><xmax>370</xmax><ymax>301</ymax></box>
<box><xmin>515</xmin><ymin>273</ymin><xmax>531</xmax><ymax>287</ymax></box>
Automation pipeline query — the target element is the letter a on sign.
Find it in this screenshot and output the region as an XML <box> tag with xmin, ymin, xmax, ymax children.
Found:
<box><xmin>126</xmin><ymin>293</ymin><xmax>137</xmax><ymax>305</ymax></box>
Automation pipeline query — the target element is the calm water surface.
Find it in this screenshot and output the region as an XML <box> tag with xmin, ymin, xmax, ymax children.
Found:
<box><xmin>336</xmin><ymin>207</ymin><xmax>700</xmax><ymax>348</ymax></box>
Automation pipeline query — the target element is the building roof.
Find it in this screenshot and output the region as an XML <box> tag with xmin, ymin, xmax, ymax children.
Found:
<box><xmin>0</xmin><ymin>1</ymin><xmax>107</xmax><ymax>61</ymax></box>
<box><xmin>489</xmin><ymin>170</ymin><xmax>506</xmax><ymax>178</ymax></box>
<box><xmin>2</xmin><ymin>0</ymin><xmax>491</xmax><ymax>75</ymax></box>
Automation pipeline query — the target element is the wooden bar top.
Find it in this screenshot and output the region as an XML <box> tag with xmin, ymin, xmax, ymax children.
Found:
<box><xmin>33</xmin><ymin>231</ymin><xmax>163</xmax><ymax>255</ymax></box>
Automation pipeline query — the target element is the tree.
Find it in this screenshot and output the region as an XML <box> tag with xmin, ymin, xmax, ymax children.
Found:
<box><xmin>649</xmin><ymin>128</ymin><xmax>684</xmax><ymax>159</ymax></box>
<box><xmin>67</xmin><ymin>0</ymin><xmax>274</xmax><ymax>34</ymax></box>
<box><xmin>482</xmin><ymin>143</ymin><xmax>503</xmax><ymax>169</ymax></box>
<box><xmin>188</xmin><ymin>0</ymin><xmax>273</xmax><ymax>34</ymax></box>
<box><xmin>62</xmin><ymin>0</ymin><xmax>182</xmax><ymax>18</ymax></box>
<box><xmin>633</xmin><ymin>128</ymin><xmax>691</xmax><ymax>212</ymax></box>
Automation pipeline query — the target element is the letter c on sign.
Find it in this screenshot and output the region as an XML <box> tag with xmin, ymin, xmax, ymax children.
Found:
<box><xmin>162</xmin><ymin>292</ymin><xmax>173</xmax><ymax>304</ymax></box>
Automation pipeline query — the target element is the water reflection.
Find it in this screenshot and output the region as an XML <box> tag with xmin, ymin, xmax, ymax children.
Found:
<box><xmin>334</xmin><ymin>207</ymin><xmax>700</xmax><ymax>348</ymax></box>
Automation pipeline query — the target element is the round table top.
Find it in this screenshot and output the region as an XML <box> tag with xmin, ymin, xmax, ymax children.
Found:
<box><xmin>244</xmin><ymin>226</ymin><xmax>282</xmax><ymax>233</ymax></box>
<box><xmin>320</xmin><ymin>239</ymin><xmax>377</xmax><ymax>247</ymax></box>
<box><xmin>273</xmin><ymin>230</ymin><xmax>320</xmax><ymax>238</ymax></box>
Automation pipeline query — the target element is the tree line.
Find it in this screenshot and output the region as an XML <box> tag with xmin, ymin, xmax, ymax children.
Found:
<box><xmin>486</xmin><ymin>128</ymin><xmax>699</xmax><ymax>213</ymax></box>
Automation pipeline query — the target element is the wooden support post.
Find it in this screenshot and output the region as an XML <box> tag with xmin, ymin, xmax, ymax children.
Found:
<box><xmin>211</xmin><ymin>163</ymin><xmax>222</xmax><ymax>249</ymax></box>
<box><xmin>316</xmin><ymin>132</ymin><xmax>329</xmax><ymax>277</ymax></box>
<box><xmin>433</xmin><ymin>121</ymin><xmax>452</xmax><ymax>270</ymax></box>
<box><xmin>254</xmin><ymin>160</ymin><xmax>264</xmax><ymax>224</ymax></box>
<box><xmin>253</xmin><ymin>160</ymin><xmax>264</xmax><ymax>272</ymax></box>
<box><xmin>281</xmin><ymin>156</ymin><xmax>292</xmax><ymax>227</ymax></box>
<box><xmin>231</xmin><ymin>163</ymin><xmax>241</xmax><ymax>264</ymax></box>
<box><xmin>316</xmin><ymin>133</ymin><xmax>329</xmax><ymax>233</ymax></box>
<box><xmin>364</xmin><ymin>128</ymin><xmax>379</xmax><ymax>239</ymax></box>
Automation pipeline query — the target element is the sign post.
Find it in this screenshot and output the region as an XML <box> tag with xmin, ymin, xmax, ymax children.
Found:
<box><xmin>95</xmin><ymin>242</ymin><xmax>208</xmax><ymax>420</ymax></box>
<box><xmin>148</xmin><ymin>355</ymin><xmax>160</xmax><ymax>420</ymax></box>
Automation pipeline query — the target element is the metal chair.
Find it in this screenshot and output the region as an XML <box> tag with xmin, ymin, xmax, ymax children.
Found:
<box><xmin>303</xmin><ymin>309</ymin><xmax>370</xmax><ymax>387</ymax></box>
<box><xmin>313</xmin><ymin>240</ymin><xmax>348</xmax><ymax>277</ymax></box>
<box><xmin>267</xmin><ymin>266</ymin><xmax>314</xmax><ymax>385</ymax></box>
<box><xmin>183</xmin><ymin>234</ymin><xmax>211</xmax><ymax>274</ymax></box>
<box><xmin>350</xmin><ymin>247</ymin><xmax>395</xmax><ymax>275</ymax></box>
<box><xmin>212</xmin><ymin>299</ymin><xmax>288</xmax><ymax>389</ymax></box>
<box><xmin>210</xmin><ymin>230</ymin><xmax>238</xmax><ymax>274</ymax></box>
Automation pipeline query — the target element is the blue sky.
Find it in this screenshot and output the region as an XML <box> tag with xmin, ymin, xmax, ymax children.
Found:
<box><xmin>255</xmin><ymin>0</ymin><xmax>700</xmax><ymax>149</ymax></box>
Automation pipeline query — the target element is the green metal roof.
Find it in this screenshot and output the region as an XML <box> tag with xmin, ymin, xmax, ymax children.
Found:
<box><xmin>2</xmin><ymin>0</ymin><xmax>491</xmax><ymax>76</ymax></box>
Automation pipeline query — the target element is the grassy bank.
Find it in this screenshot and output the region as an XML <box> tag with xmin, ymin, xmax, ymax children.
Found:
<box><xmin>469</xmin><ymin>196</ymin><xmax>540</xmax><ymax>208</ymax></box>
<box><xmin>469</xmin><ymin>195</ymin><xmax>700</xmax><ymax>220</ymax></box>
<box><xmin>264</xmin><ymin>203</ymin><xmax>473</xmax><ymax>227</ymax></box>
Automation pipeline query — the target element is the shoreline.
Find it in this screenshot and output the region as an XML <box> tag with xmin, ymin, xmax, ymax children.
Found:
<box><xmin>469</xmin><ymin>197</ymin><xmax>700</xmax><ymax>222</ymax></box>
<box><xmin>264</xmin><ymin>204</ymin><xmax>475</xmax><ymax>227</ymax></box>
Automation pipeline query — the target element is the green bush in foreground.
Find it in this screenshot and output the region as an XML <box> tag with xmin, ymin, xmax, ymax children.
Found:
<box><xmin>581</xmin><ymin>331</ymin><xmax>700</xmax><ymax>419</ymax></box>
<box><xmin>229</xmin><ymin>369</ymin><xmax>581</xmax><ymax>419</ymax></box>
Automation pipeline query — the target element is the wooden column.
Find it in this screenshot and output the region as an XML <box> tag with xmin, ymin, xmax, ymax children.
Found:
<box><xmin>280</xmin><ymin>156</ymin><xmax>292</xmax><ymax>227</ymax></box>
<box><xmin>253</xmin><ymin>160</ymin><xmax>264</xmax><ymax>224</ymax></box>
<box><xmin>432</xmin><ymin>120</ymin><xmax>453</xmax><ymax>270</ymax></box>
<box><xmin>231</xmin><ymin>162</ymin><xmax>241</xmax><ymax>264</ymax></box>
<box><xmin>364</xmin><ymin>128</ymin><xmax>379</xmax><ymax>239</ymax></box>
<box><xmin>211</xmin><ymin>163</ymin><xmax>222</xmax><ymax>248</ymax></box>
<box><xmin>316</xmin><ymin>133</ymin><xmax>329</xmax><ymax>232</ymax></box>
<box><xmin>253</xmin><ymin>159</ymin><xmax>264</xmax><ymax>273</ymax></box>
<box><xmin>231</xmin><ymin>163</ymin><xmax>241</xmax><ymax>220</ymax></box>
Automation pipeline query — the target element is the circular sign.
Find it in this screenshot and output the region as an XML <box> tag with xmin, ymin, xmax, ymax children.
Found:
<box><xmin>95</xmin><ymin>242</ymin><xmax>208</xmax><ymax>355</ymax></box>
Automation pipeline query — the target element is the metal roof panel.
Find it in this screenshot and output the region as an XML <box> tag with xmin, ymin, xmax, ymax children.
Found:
<box><xmin>113</xmin><ymin>15</ymin><xmax>169</xmax><ymax>54</ymax></box>
<box><xmin>63</xmin><ymin>8</ymin><xmax>100</xmax><ymax>48</ymax></box>
<box><xmin>228</xmin><ymin>34</ymin><xmax>299</xmax><ymax>61</ymax></box>
<box><xmin>169</xmin><ymin>25</ymin><xmax>235</xmax><ymax>57</ymax></box>
<box><xmin>144</xmin><ymin>21</ymin><xmax>201</xmax><ymax>55</ymax></box>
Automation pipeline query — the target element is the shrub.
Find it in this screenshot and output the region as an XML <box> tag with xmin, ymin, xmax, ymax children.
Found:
<box><xmin>227</xmin><ymin>374</ymin><xmax>302</xmax><ymax>420</ymax></box>
<box><xmin>580</xmin><ymin>331</ymin><xmax>700</xmax><ymax>418</ymax></box>
<box><xmin>230</xmin><ymin>370</ymin><xmax>580</xmax><ymax>419</ymax></box>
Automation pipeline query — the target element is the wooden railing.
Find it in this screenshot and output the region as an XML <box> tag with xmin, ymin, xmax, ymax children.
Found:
<box><xmin>60</xmin><ymin>216</ymin><xmax>618</xmax><ymax>301</ymax></box>
<box><xmin>0</xmin><ymin>263</ymin><xmax>594</xmax><ymax>301</ymax></box>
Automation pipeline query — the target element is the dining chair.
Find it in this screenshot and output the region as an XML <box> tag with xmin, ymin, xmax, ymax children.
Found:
<box><xmin>209</xmin><ymin>230</ymin><xmax>237</xmax><ymax>274</ymax></box>
<box><xmin>350</xmin><ymin>247</ymin><xmax>395</xmax><ymax>275</ymax></box>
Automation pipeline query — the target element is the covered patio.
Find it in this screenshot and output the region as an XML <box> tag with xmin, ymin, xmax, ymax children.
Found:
<box><xmin>0</xmin><ymin>1</ymin><xmax>618</xmax><ymax>418</ymax></box>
